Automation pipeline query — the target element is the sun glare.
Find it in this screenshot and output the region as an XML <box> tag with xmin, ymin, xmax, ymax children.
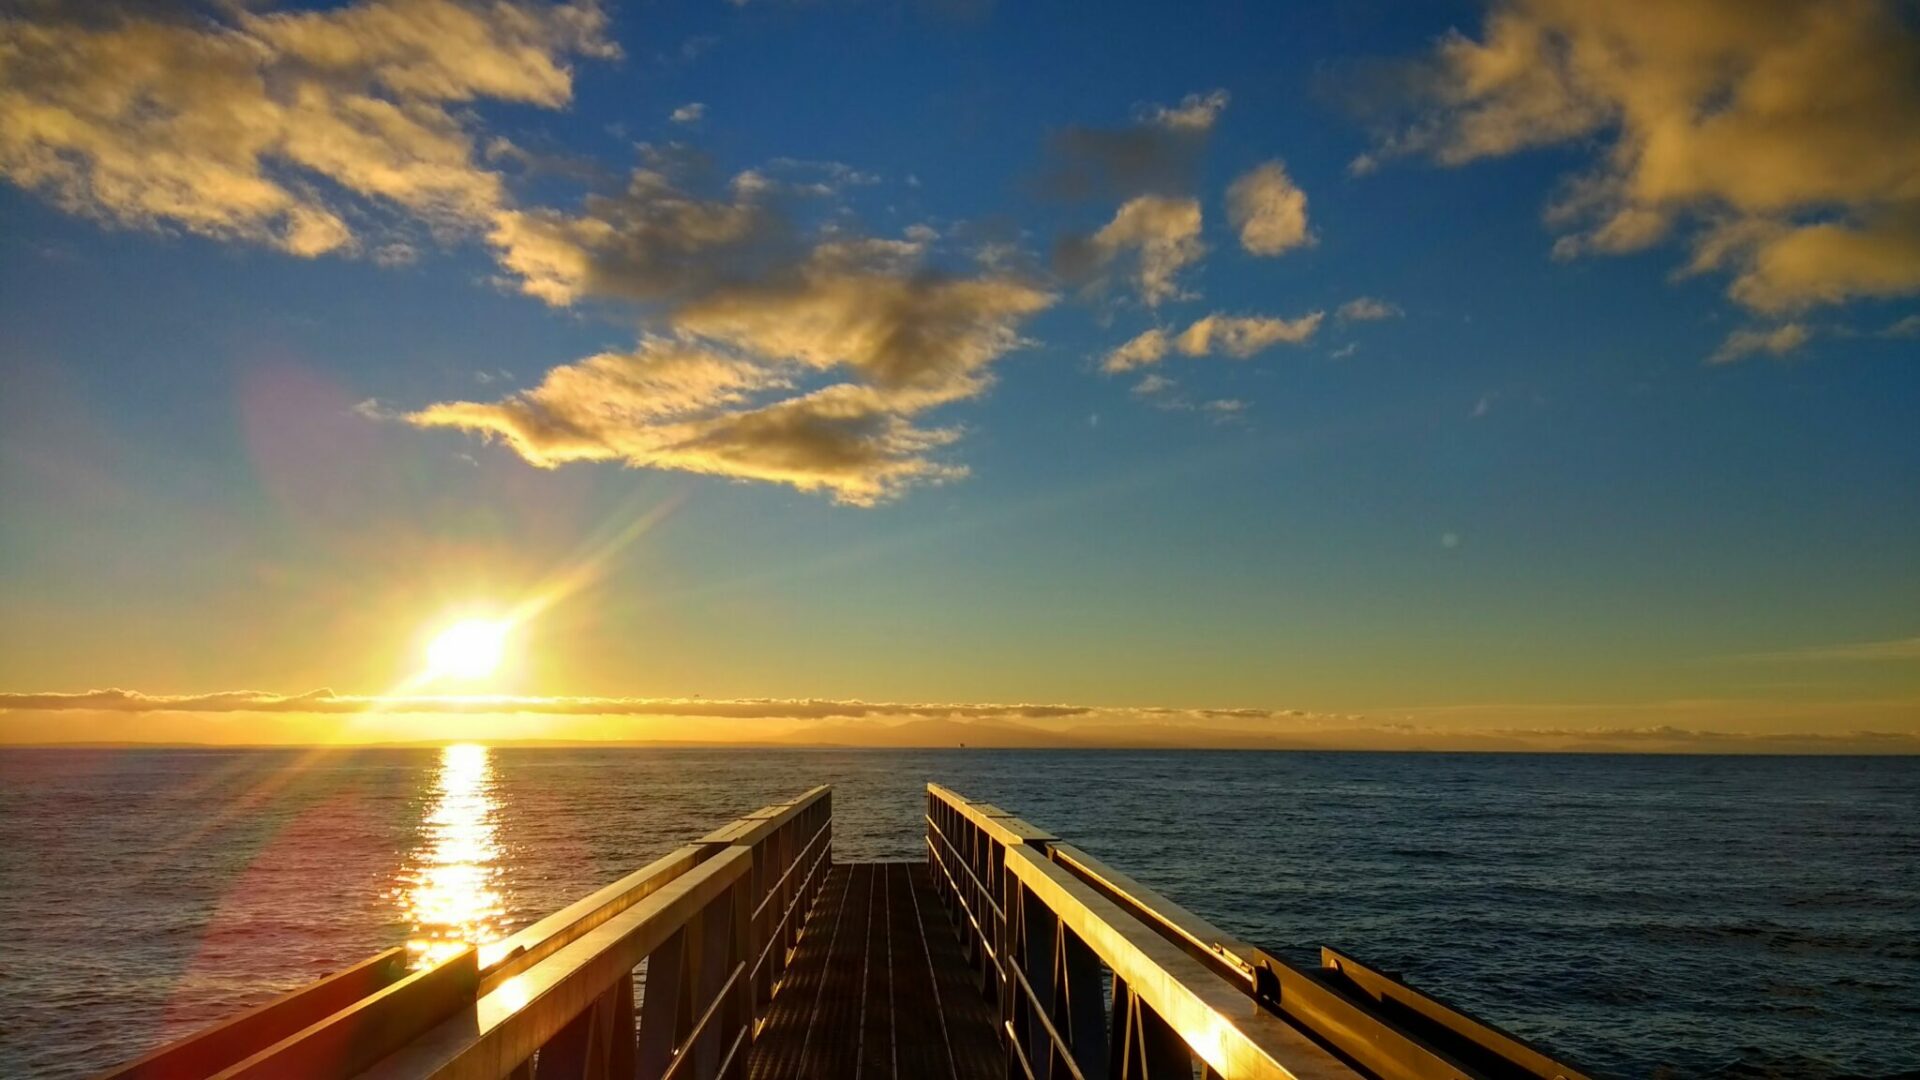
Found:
<box><xmin>425</xmin><ymin>619</ymin><xmax>510</xmax><ymax>681</ymax></box>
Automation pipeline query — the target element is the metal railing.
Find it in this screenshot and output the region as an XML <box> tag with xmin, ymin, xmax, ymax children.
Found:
<box><xmin>100</xmin><ymin>786</ymin><xmax>832</xmax><ymax>1080</ymax></box>
<box><xmin>925</xmin><ymin>784</ymin><xmax>1593</xmax><ymax>1080</ymax></box>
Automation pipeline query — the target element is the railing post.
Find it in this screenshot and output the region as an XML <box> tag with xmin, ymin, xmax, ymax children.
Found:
<box><xmin>1053</xmin><ymin>925</ymin><xmax>1107</xmax><ymax>1078</ymax></box>
<box><xmin>636</xmin><ymin>927</ymin><xmax>688</xmax><ymax>1078</ymax></box>
<box><xmin>1109</xmin><ymin>976</ymin><xmax>1192</xmax><ymax>1080</ymax></box>
<box><xmin>532</xmin><ymin>969</ymin><xmax>636</xmax><ymax>1080</ymax></box>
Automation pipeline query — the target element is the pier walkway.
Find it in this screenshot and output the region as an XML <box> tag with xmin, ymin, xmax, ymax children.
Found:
<box><xmin>747</xmin><ymin>862</ymin><xmax>998</xmax><ymax>1080</ymax></box>
<box><xmin>99</xmin><ymin>784</ymin><xmax>1592</xmax><ymax>1080</ymax></box>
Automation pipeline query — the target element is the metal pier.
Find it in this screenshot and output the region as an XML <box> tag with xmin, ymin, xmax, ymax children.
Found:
<box><xmin>97</xmin><ymin>784</ymin><xmax>1594</xmax><ymax>1080</ymax></box>
<box><xmin>746</xmin><ymin>862</ymin><xmax>998</xmax><ymax>1080</ymax></box>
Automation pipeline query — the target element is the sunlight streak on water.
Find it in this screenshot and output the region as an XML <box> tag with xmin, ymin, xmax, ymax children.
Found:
<box><xmin>395</xmin><ymin>743</ymin><xmax>507</xmax><ymax>968</ymax></box>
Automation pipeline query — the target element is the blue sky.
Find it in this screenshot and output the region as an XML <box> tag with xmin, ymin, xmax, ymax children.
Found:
<box><xmin>1</xmin><ymin>0</ymin><xmax>1916</xmax><ymax>747</ymax></box>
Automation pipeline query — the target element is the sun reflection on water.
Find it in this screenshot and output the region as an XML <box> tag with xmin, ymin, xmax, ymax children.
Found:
<box><xmin>396</xmin><ymin>743</ymin><xmax>508</xmax><ymax>968</ymax></box>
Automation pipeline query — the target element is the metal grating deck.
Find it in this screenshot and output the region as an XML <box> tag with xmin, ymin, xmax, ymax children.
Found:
<box><xmin>746</xmin><ymin>861</ymin><xmax>1001</xmax><ymax>1080</ymax></box>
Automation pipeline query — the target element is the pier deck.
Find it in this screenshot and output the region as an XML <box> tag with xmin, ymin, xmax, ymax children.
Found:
<box><xmin>746</xmin><ymin>862</ymin><xmax>999</xmax><ymax>1080</ymax></box>
<box><xmin>102</xmin><ymin>783</ymin><xmax>1596</xmax><ymax>1080</ymax></box>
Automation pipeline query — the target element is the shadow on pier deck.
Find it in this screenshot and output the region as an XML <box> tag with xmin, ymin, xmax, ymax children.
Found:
<box><xmin>746</xmin><ymin>862</ymin><xmax>998</xmax><ymax>1080</ymax></box>
<box><xmin>100</xmin><ymin>784</ymin><xmax>1596</xmax><ymax>1080</ymax></box>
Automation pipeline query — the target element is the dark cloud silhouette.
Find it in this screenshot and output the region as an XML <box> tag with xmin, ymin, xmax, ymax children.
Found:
<box><xmin>1035</xmin><ymin>91</ymin><xmax>1228</xmax><ymax>202</ymax></box>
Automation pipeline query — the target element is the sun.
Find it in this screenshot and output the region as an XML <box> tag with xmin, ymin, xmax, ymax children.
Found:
<box><xmin>425</xmin><ymin>618</ymin><xmax>510</xmax><ymax>681</ymax></box>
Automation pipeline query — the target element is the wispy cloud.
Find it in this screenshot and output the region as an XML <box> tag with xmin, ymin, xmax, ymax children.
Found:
<box><xmin>1709</xmin><ymin>323</ymin><xmax>1811</xmax><ymax>365</ymax></box>
<box><xmin>1879</xmin><ymin>314</ymin><xmax>1920</xmax><ymax>339</ymax></box>
<box><xmin>1141</xmin><ymin>90</ymin><xmax>1231</xmax><ymax>133</ymax></box>
<box><xmin>1176</xmin><ymin>312</ymin><xmax>1323</xmax><ymax>357</ymax></box>
<box><xmin>1723</xmin><ymin>636</ymin><xmax>1920</xmax><ymax>663</ymax></box>
<box><xmin>1102</xmin><ymin>311</ymin><xmax>1323</xmax><ymax>372</ymax></box>
<box><xmin>1337</xmin><ymin>296</ymin><xmax>1402</xmax><ymax>322</ymax></box>
<box><xmin>669</xmin><ymin>102</ymin><xmax>706</xmax><ymax>124</ymax></box>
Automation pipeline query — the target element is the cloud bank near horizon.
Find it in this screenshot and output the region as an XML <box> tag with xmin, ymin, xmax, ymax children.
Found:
<box><xmin>3</xmin><ymin>688</ymin><xmax>1913</xmax><ymax>753</ymax></box>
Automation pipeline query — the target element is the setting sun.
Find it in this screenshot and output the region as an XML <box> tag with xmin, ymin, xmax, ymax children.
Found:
<box><xmin>425</xmin><ymin>619</ymin><xmax>510</xmax><ymax>681</ymax></box>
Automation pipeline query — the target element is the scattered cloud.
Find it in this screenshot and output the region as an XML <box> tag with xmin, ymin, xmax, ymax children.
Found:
<box><xmin>408</xmin><ymin>233</ymin><xmax>1055</xmax><ymax>504</ymax></box>
<box><xmin>1176</xmin><ymin>312</ymin><xmax>1323</xmax><ymax>356</ymax></box>
<box><xmin>1056</xmin><ymin>196</ymin><xmax>1205</xmax><ymax>306</ymax></box>
<box><xmin>1226</xmin><ymin>161</ymin><xmax>1314</xmax><ymax>256</ymax></box>
<box><xmin>1128</xmin><ymin>372</ymin><xmax>1241</xmax><ymax>419</ymax></box>
<box><xmin>0</xmin><ymin>0</ymin><xmax>614</xmax><ymax>261</ymax></box>
<box><xmin>1103</xmin><ymin>311</ymin><xmax>1323</xmax><ymax>372</ymax></box>
<box><xmin>1337</xmin><ymin>296</ymin><xmax>1402</xmax><ymax>322</ymax></box>
<box><xmin>372</xmin><ymin>242</ymin><xmax>419</xmax><ymax>267</ymax></box>
<box><xmin>670</xmin><ymin>102</ymin><xmax>707</xmax><ymax>124</ymax></box>
<box><xmin>1364</xmin><ymin>0</ymin><xmax>1920</xmax><ymax>315</ymax></box>
<box><xmin>1331</xmin><ymin>343</ymin><xmax>1359</xmax><ymax>360</ymax></box>
<box><xmin>0</xmin><ymin>0</ymin><xmax>1050</xmax><ymax>508</ymax></box>
<box><xmin>1141</xmin><ymin>89</ymin><xmax>1231</xmax><ymax>133</ymax></box>
<box><xmin>1038</xmin><ymin>91</ymin><xmax>1228</xmax><ymax>201</ymax></box>
<box><xmin>1709</xmin><ymin>322</ymin><xmax>1810</xmax><ymax>365</ymax></box>
<box><xmin>761</xmin><ymin>157</ymin><xmax>882</xmax><ymax>195</ymax></box>
<box><xmin>1879</xmin><ymin>314</ymin><xmax>1920</xmax><ymax>339</ymax></box>
<box><xmin>1103</xmin><ymin>328</ymin><xmax>1171</xmax><ymax>373</ymax></box>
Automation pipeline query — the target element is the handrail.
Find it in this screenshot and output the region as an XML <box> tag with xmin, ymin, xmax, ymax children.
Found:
<box><xmin>1314</xmin><ymin>950</ymin><xmax>1595</xmax><ymax>1080</ymax></box>
<box><xmin>749</xmin><ymin>818</ymin><xmax>831</xmax><ymax>984</ymax></box>
<box><xmin>479</xmin><ymin>845</ymin><xmax>706</xmax><ymax>987</ymax></box>
<box><xmin>925</xmin><ymin>783</ymin><xmax>1594</xmax><ymax>1080</ymax></box>
<box><xmin>358</xmin><ymin>847</ymin><xmax>753</xmax><ymax>1079</ymax></box>
<box><xmin>94</xmin><ymin>948</ymin><xmax>411</xmax><ymax>1080</ymax></box>
<box><xmin>105</xmin><ymin>786</ymin><xmax>833</xmax><ymax>1080</ymax></box>
<box><xmin>1004</xmin><ymin>843</ymin><xmax>1358</xmax><ymax>1080</ymax></box>
<box><xmin>1047</xmin><ymin>841</ymin><xmax>1258</xmax><ymax>985</ymax></box>
<box><xmin>658</xmin><ymin>962</ymin><xmax>745</xmax><ymax>1080</ymax></box>
<box><xmin>212</xmin><ymin>949</ymin><xmax>483</xmax><ymax>1080</ymax></box>
<box><xmin>925</xmin><ymin>824</ymin><xmax>1001</xmax><ymax>933</ymax></box>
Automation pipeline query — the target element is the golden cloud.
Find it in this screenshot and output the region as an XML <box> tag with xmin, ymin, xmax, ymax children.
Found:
<box><xmin>407</xmin><ymin>238</ymin><xmax>1055</xmax><ymax>504</ymax></box>
<box><xmin>1368</xmin><ymin>0</ymin><xmax>1920</xmax><ymax>318</ymax></box>
<box><xmin>0</xmin><ymin>0</ymin><xmax>610</xmax><ymax>259</ymax></box>
<box><xmin>1057</xmin><ymin>195</ymin><xmax>1206</xmax><ymax>306</ymax></box>
<box><xmin>1227</xmin><ymin>161</ymin><xmax>1315</xmax><ymax>256</ymax></box>
<box><xmin>1102</xmin><ymin>311</ymin><xmax>1323</xmax><ymax>372</ymax></box>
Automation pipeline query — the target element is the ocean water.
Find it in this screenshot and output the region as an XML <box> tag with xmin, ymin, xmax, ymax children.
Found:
<box><xmin>0</xmin><ymin>748</ymin><xmax>1915</xmax><ymax>1079</ymax></box>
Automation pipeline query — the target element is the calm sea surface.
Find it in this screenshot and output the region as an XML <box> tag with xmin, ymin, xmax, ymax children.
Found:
<box><xmin>1</xmin><ymin>748</ymin><xmax>1915</xmax><ymax>1079</ymax></box>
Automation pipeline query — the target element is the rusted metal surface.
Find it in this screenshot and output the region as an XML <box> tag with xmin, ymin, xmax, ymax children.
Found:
<box><xmin>745</xmin><ymin>861</ymin><xmax>1000</xmax><ymax>1080</ymax></box>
